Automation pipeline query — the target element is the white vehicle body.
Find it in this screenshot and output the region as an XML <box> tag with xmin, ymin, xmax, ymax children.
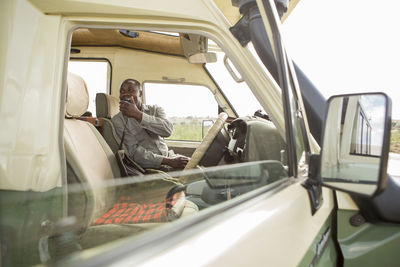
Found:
<box><xmin>0</xmin><ymin>1</ymin><xmax>398</xmax><ymax>266</ymax></box>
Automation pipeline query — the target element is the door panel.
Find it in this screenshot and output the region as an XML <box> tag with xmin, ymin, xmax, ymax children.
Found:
<box><xmin>110</xmin><ymin>183</ymin><xmax>336</xmax><ymax>266</ymax></box>
<box><xmin>298</xmin><ymin>213</ymin><xmax>337</xmax><ymax>267</ymax></box>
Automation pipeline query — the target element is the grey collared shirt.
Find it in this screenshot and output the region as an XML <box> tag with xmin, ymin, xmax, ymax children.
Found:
<box><xmin>111</xmin><ymin>104</ymin><xmax>173</xmax><ymax>169</ymax></box>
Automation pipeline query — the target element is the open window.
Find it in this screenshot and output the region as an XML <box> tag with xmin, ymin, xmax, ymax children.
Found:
<box><xmin>144</xmin><ymin>83</ymin><xmax>218</xmax><ymax>141</ymax></box>
<box><xmin>204</xmin><ymin>47</ymin><xmax>264</xmax><ymax>117</ymax></box>
<box><xmin>68</xmin><ymin>59</ymin><xmax>111</xmax><ymax>115</ymax></box>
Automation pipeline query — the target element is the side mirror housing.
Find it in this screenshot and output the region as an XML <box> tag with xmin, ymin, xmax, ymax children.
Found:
<box><xmin>319</xmin><ymin>93</ymin><xmax>392</xmax><ymax>197</ymax></box>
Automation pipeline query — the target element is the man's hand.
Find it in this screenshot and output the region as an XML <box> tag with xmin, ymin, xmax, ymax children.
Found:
<box><xmin>162</xmin><ymin>156</ymin><xmax>190</xmax><ymax>169</ymax></box>
<box><xmin>120</xmin><ymin>98</ymin><xmax>143</xmax><ymax>121</ymax></box>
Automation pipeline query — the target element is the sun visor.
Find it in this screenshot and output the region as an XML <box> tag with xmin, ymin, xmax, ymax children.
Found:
<box><xmin>181</xmin><ymin>33</ymin><xmax>217</xmax><ymax>63</ymax></box>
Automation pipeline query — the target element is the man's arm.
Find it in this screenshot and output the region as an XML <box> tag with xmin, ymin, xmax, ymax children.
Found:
<box><xmin>112</xmin><ymin>113</ymin><xmax>163</xmax><ymax>168</ymax></box>
<box><xmin>133</xmin><ymin>144</ymin><xmax>189</xmax><ymax>169</ymax></box>
<box><xmin>120</xmin><ymin>101</ymin><xmax>173</xmax><ymax>137</ymax></box>
<box><xmin>140</xmin><ymin>105</ymin><xmax>173</xmax><ymax>137</ymax></box>
<box><xmin>132</xmin><ymin>144</ymin><xmax>164</xmax><ymax>169</ymax></box>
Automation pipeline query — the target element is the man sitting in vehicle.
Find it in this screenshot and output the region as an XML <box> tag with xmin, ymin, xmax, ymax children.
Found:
<box><xmin>112</xmin><ymin>78</ymin><xmax>189</xmax><ymax>170</ymax></box>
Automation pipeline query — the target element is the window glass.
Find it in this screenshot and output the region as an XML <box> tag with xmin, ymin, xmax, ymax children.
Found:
<box><xmin>346</xmin><ymin>95</ymin><xmax>385</xmax><ymax>157</ymax></box>
<box><xmin>289</xmin><ymin>75</ymin><xmax>307</xmax><ymax>165</ymax></box>
<box><xmin>357</xmin><ymin>113</ymin><xmax>364</xmax><ymax>153</ymax></box>
<box><xmin>144</xmin><ymin>83</ymin><xmax>218</xmax><ymax>141</ymax></box>
<box><xmin>205</xmin><ymin>51</ymin><xmax>264</xmax><ymax>117</ymax></box>
<box><xmin>68</xmin><ymin>60</ymin><xmax>109</xmax><ymax>115</ymax></box>
<box><xmin>4</xmin><ymin>26</ymin><xmax>291</xmax><ymax>266</ymax></box>
<box><xmin>353</xmin><ymin>103</ymin><xmax>373</xmax><ymax>155</ymax></box>
<box><xmin>4</xmin><ymin>160</ymin><xmax>288</xmax><ymax>265</ymax></box>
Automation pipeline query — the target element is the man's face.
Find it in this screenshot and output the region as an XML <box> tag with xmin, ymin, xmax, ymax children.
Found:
<box><xmin>120</xmin><ymin>81</ymin><xmax>142</xmax><ymax>109</ymax></box>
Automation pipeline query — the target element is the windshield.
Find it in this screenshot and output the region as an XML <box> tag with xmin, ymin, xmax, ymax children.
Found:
<box><xmin>205</xmin><ymin>47</ymin><xmax>265</xmax><ymax>117</ymax></box>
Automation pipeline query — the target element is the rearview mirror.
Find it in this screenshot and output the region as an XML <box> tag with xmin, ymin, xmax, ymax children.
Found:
<box><xmin>320</xmin><ymin>93</ymin><xmax>391</xmax><ymax>196</ymax></box>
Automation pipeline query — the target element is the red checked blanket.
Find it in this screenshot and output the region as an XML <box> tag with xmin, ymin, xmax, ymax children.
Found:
<box><xmin>93</xmin><ymin>191</ymin><xmax>185</xmax><ymax>225</ymax></box>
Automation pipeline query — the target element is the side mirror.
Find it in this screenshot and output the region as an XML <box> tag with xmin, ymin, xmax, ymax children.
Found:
<box><xmin>320</xmin><ymin>93</ymin><xmax>392</xmax><ymax>197</ymax></box>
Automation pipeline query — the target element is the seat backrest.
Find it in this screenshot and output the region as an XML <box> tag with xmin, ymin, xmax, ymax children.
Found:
<box><xmin>95</xmin><ymin>93</ymin><xmax>123</xmax><ymax>154</ymax></box>
<box><xmin>95</xmin><ymin>93</ymin><xmax>119</xmax><ymax>119</ymax></box>
<box><xmin>64</xmin><ymin>73</ymin><xmax>120</xmax><ymax>226</ymax></box>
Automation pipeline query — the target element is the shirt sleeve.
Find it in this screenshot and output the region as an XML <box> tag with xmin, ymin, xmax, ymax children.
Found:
<box><xmin>111</xmin><ymin>112</ymin><xmax>124</xmax><ymax>140</ymax></box>
<box><xmin>140</xmin><ymin>106</ymin><xmax>173</xmax><ymax>137</ymax></box>
<box><xmin>112</xmin><ymin>110</ymin><xmax>167</xmax><ymax>169</ymax></box>
<box><xmin>132</xmin><ymin>144</ymin><xmax>164</xmax><ymax>169</ymax></box>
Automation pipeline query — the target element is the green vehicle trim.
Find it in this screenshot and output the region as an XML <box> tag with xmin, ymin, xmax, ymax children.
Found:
<box><xmin>0</xmin><ymin>188</ymin><xmax>63</xmax><ymax>266</ymax></box>
<box><xmin>299</xmin><ymin>211</ymin><xmax>338</xmax><ymax>267</ymax></box>
<box><xmin>337</xmin><ymin>210</ymin><xmax>400</xmax><ymax>266</ymax></box>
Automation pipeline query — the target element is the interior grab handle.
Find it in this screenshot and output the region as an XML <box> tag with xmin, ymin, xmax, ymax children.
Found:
<box><xmin>223</xmin><ymin>55</ymin><xmax>244</xmax><ymax>83</ymax></box>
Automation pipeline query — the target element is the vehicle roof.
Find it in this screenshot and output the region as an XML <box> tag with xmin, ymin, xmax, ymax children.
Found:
<box><xmin>29</xmin><ymin>0</ymin><xmax>301</xmax><ymax>23</ymax></box>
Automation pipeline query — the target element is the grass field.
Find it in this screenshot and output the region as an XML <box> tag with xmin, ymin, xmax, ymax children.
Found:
<box><xmin>391</xmin><ymin>130</ymin><xmax>400</xmax><ymax>154</ymax></box>
<box><xmin>167</xmin><ymin>118</ymin><xmax>400</xmax><ymax>154</ymax></box>
<box><xmin>167</xmin><ymin>118</ymin><xmax>213</xmax><ymax>141</ymax></box>
<box><xmin>168</xmin><ymin>123</ymin><xmax>204</xmax><ymax>141</ymax></box>
<box><xmin>391</xmin><ymin>120</ymin><xmax>400</xmax><ymax>153</ymax></box>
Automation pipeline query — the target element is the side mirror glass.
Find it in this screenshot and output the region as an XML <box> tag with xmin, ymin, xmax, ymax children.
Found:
<box><xmin>320</xmin><ymin>93</ymin><xmax>391</xmax><ymax>196</ymax></box>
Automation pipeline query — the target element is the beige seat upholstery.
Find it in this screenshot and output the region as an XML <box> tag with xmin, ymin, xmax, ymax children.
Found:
<box><xmin>96</xmin><ymin>93</ymin><xmax>119</xmax><ymax>119</ymax></box>
<box><xmin>95</xmin><ymin>93</ymin><xmax>122</xmax><ymax>153</ymax></box>
<box><xmin>95</xmin><ymin>93</ymin><xmax>148</xmax><ymax>175</ymax></box>
<box><xmin>65</xmin><ymin>73</ymin><xmax>120</xmax><ymax>226</ymax></box>
<box><xmin>64</xmin><ymin>73</ymin><xmax>198</xmax><ymax>250</ymax></box>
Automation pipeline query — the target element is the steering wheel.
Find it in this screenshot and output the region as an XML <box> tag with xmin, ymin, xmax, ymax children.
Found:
<box><xmin>183</xmin><ymin>112</ymin><xmax>228</xmax><ymax>171</ymax></box>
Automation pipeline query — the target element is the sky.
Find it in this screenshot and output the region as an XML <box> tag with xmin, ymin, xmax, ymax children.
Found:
<box><xmin>69</xmin><ymin>0</ymin><xmax>399</xmax><ymax>120</ymax></box>
<box><xmin>281</xmin><ymin>0</ymin><xmax>400</xmax><ymax>120</ymax></box>
<box><xmin>359</xmin><ymin>95</ymin><xmax>385</xmax><ymax>148</ymax></box>
<box><xmin>145</xmin><ymin>83</ymin><xmax>218</xmax><ymax>117</ymax></box>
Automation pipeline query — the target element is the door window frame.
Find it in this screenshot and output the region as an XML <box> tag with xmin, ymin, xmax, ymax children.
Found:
<box><xmin>61</xmin><ymin>19</ymin><xmax>298</xmax><ymax>266</ymax></box>
<box><xmin>258</xmin><ymin>0</ymin><xmax>311</xmax><ymax>177</ymax></box>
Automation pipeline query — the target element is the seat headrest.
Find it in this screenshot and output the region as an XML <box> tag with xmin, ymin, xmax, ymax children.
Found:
<box><xmin>96</xmin><ymin>93</ymin><xmax>120</xmax><ymax>119</ymax></box>
<box><xmin>66</xmin><ymin>72</ymin><xmax>89</xmax><ymax>117</ymax></box>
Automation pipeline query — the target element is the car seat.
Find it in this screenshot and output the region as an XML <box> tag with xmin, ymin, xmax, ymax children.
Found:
<box><xmin>95</xmin><ymin>92</ymin><xmax>171</xmax><ymax>175</ymax></box>
<box><xmin>63</xmin><ymin>72</ymin><xmax>198</xmax><ymax>250</ymax></box>
<box><xmin>95</xmin><ymin>92</ymin><xmax>121</xmax><ymax>154</ymax></box>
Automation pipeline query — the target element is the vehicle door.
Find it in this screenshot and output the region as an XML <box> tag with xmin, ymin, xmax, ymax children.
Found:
<box><xmin>62</xmin><ymin>1</ymin><xmax>338</xmax><ymax>266</ymax></box>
